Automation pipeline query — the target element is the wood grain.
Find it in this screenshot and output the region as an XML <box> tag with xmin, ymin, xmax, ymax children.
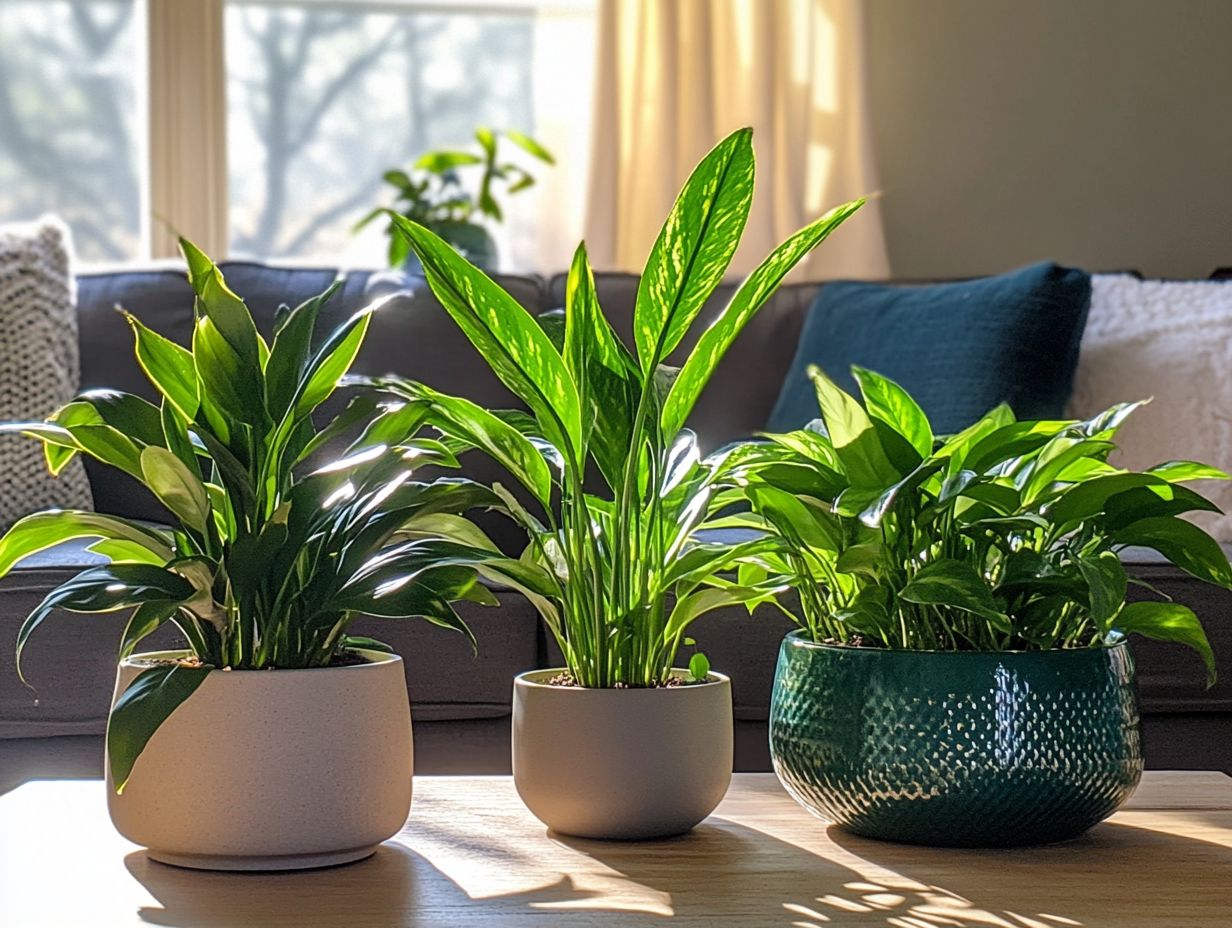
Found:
<box><xmin>2</xmin><ymin>772</ymin><xmax>1230</xmax><ymax>927</ymax></box>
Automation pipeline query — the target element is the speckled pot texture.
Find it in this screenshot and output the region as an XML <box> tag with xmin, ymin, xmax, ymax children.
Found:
<box><xmin>513</xmin><ymin>669</ymin><xmax>733</xmax><ymax>839</ymax></box>
<box><xmin>769</xmin><ymin>631</ymin><xmax>1143</xmax><ymax>847</ymax></box>
<box><xmin>106</xmin><ymin>649</ymin><xmax>413</xmax><ymax>870</ymax></box>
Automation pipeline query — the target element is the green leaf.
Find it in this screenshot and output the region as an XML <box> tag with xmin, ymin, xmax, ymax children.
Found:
<box><xmin>179</xmin><ymin>238</ymin><xmax>266</xmax><ymax>369</ymax></box>
<box><xmin>124</xmin><ymin>312</ymin><xmax>199</xmax><ymax>421</ymax></box>
<box><xmin>108</xmin><ymin>663</ymin><xmax>210</xmax><ymax>793</ymax></box>
<box><xmin>852</xmin><ymin>366</ymin><xmax>933</xmax><ymax>460</ymax></box>
<box><xmin>808</xmin><ymin>366</ymin><xmax>899</xmax><ymax>488</ymax></box>
<box><xmin>387</xmin><ymin>214</ymin><xmax>582</xmax><ymax>464</ymax></box>
<box><xmin>193</xmin><ymin>315</ymin><xmax>267</xmax><ymax>426</ymax></box>
<box><xmin>748</xmin><ymin>484</ymin><xmax>842</xmax><ymax>552</ymax></box>
<box><xmin>633</xmin><ymin>128</ymin><xmax>754</xmax><ymax>373</ymax></box>
<box><xmin>1076</xmin><ymin>550</ymin><xmax>1127</xmax><ymax>627</ymax></box>
<box><xmin>562</xmin><ymin>243</ymin><xmax>638</xmax><ymax>488</ymax></box>
<box><xmin>16</xmin><ymin>564</ymin><xmax>195</xmax><ymax>684</ymax></box>
<box><xmin>341</xmin><ymin>635</ymin><xmax>394</xmax><ymax>653</ymax></box>
<box><xmin>265</xmin><ymin>280</ymin><xmax>342</xmax><ymax>420</ymax></box>
<box><xmin>935</xmin><ymin>403</ymin><xmax>1015</xmax><ymax>472</ymax></box>
<box><xmin>504</xmin><ymin>131</ymin><xmax>555</xmax><ymax>164</ymax></box>
<box><xmin>140</xmin><ymin>446</ymin><xmax>210</xmax><ymax>534</ymax></box>
<box><xmin>294</xmin><ymin>306</ymin><xmax>372</xmax><ymax>422</ymax></box>
<box><xmin>662</xmin><ymin>198</ymin><xmax>863</xmax><ymax>436</ymax></box>
<box><xmin>415</xmin><ymin>151</ymin><xmax>484</xmax><ymax>172</ymax></box>
<box><xmin>1048</xmin><ymin>473</ymin><xmax>1169</xmax><ymax>526</ymax></box>
<box><xmin>0</xmin><ymin>511</ymin><xmax>173</xmax><ymax>579</ymax></box>
<box><xmin>412</xmin><ymin>386</ymin><xmax>553</xmax><ymax>505</ymax></box>
<box><xmin>1113</xmin><ymin>516</ymin><xmax>1232</xmax><ymax>588</ymax></box>
<box><xmin>688</xmin><ymin>651</ymin><xmax>711</xmax><ymax>682</ymax></box>
<box><xmin>1148</xmin><ymin>460</ymin><xmax>1230</xmax><ymax>483</ymax></box>
<box><xmin>1116</xmin><ymin>601</ymin><xmax>1216</xmax><ymax>686</ymax></box>
<box><xmin>119</xmin><ymin>601</ymin><xmax>182</xmax><ymax>659</ymax></box>
<box><xmin>899</xmin><ymin>559</ymin><xmax>1007</xmax><ymax>625</ymax></box>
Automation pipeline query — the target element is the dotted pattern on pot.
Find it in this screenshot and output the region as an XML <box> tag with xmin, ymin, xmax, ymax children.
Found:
<box><xmin>769</xmin><ymin>636</ymin><xmax>1143</xmax><ymax>847</ymax></box>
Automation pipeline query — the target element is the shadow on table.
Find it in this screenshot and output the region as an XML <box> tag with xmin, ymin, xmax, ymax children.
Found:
<box><xmin>126</xmin><ymin>843</ymin><xmax>590</xmax><ymax>928</ymax></box>
<box><xmin>123</xmin><ymin>814</ymin><xmax>1232</xmax><ymax>927</ymax></box>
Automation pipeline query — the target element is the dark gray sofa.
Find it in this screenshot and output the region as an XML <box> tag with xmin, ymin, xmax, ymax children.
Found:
<box><xmin>3</xmin><ymin>262</ymin><xmax>1230</xmax><ymax>791</ymax></box>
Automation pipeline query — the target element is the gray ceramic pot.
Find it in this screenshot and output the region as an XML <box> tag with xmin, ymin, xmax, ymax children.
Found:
<box><xmin>512</xmin><ymin>669</ymin><xmax>733</xmax><ymax>839</ymax></box>
<box><xmin>107</xmin><ymin>649</ymin><xmax>413</xmax><ymax>870</ymax></box>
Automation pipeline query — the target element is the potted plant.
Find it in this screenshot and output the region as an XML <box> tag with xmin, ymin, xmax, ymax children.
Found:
<box><xmin>729</xmin><ymin>364</ymin><xmax>1231</xmax><ymax>846</ymax></box>
<box><xmin>362</xmin><ymin>128</ymin><xmax>863</xmax><ymax>839</ymax></box>
<box><xmin>355</xmin><ymin>126</ymin><xmax>554</xmax><ymax>271</ymax></box>
<box><xmin>0</xmin><ymin>242</ymin><xmax>499</xmax><ymax>870</ymax></box>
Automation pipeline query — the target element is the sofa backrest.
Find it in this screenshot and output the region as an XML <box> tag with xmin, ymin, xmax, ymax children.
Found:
<box><xmin>75</xmin><ymin>262</ymin><xmax>822</xmax><ymax>522</ymax></box>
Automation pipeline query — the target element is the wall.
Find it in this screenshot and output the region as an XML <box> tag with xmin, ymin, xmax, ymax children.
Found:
<box><xmin>866</xmin><ymin>0</ymin><xmax>1232</xmax><ymax>279</ymax></box>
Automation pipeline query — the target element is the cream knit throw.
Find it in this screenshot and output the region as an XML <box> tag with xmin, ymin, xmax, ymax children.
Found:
<box><xmin>0</xmin><ymin>216</ymin><xmax>92</xmax><ymax>525</ymax></box>
<box><xmin>1068</xmin><ymin>273</ymin><xmax>1232</xmax><ymax>543</ymax></box>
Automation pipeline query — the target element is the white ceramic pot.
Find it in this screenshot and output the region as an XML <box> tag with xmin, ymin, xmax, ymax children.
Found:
<box><xmin>106</xmin><ymin>649</ymin><xmax>413</xmax><ymax>871</ymax></box>
<box><xmin>512</xmin><ymin>669</ymin><xmax>733</xmax><ymax>839</ymax></box>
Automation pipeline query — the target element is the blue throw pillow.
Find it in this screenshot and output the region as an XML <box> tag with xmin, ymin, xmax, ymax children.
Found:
<box><xmin>766</xmin><ymin>262</ymin><xmax>1092</xmax><ymax>435</ymax></box>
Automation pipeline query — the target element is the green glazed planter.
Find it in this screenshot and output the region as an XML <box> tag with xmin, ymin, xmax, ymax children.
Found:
<box><xmin>769</xmin><ymin>630</ymin><xmax>1142</xmax><ymax>847</ymax></box>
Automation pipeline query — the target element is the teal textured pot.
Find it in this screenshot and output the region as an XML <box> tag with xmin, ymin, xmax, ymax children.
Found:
<box><xmin>769</xmin><ymin>631</ymin><xmax>1142</xmax><ymax>847</ymax></box>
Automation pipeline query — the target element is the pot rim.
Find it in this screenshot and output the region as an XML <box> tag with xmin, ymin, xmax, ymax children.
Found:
<box><xmin>782</xmin><ymin>627</ymin><xmax>1129</xmax><ymax>657</ymax></box>
<box><xmin>119</xmin><ymin>648</ymin><xmax>401</xmax><ymax>675</ymax></box>
<box><xmin>514</xmin><ymin>667</ymin><xmax>730</xmax><ymax>690</ymax></box>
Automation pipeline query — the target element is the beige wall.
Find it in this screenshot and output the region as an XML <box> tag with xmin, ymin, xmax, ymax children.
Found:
<box><xmin>866</xmin><ymin>0</ymin><xmax>1232</xmax><ymax>279</ymax></box>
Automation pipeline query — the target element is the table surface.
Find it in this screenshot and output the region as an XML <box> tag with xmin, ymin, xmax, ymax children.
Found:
<box><xmin>2</xmin><ymin>771</ymin><xmax>1231</xmax><ymax>927</ymax></box>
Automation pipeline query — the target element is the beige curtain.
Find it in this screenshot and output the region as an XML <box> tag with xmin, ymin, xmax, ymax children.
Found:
<box><xmin>585</xmin><ymin>0</ymin><xmax>888</xmax><ymax>280</ymax></box>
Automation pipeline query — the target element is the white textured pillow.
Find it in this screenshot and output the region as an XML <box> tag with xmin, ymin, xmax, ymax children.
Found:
<box><xmin>1067</xmin><ymin>274</ymin><xmax>1232</xmax><ymax>541</ymax></box>
<box><xmin>0</xmin><ymin>216</ymin><xmax>93</xmax><ymax>525</ymax></box>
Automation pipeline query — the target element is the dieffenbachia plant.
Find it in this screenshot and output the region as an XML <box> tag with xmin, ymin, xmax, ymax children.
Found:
<box><xmin>367</xmin><ymin>128</ymin><xmax>863</xmax><ymax>687</ymax></box>
<box><xmin>0</xmin><ymin>242</ymin><xmax>498</xmax><ymax>790</ymax></box>
<box><xmin>725</xmin><ymin>365</ymin><xmax>1231</xmax><ymax>681</ymax></box>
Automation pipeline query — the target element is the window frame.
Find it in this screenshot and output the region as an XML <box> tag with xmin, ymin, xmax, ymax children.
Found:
<box><xmin>146</xmin><ymin>0</ymin><xmax>590</xmax><ymax>261</ymax></box>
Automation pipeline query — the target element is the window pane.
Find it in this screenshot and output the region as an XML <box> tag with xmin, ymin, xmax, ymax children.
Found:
<box><xmin>225</xmin><ymin>1</ymin><xmax>537</xmax><ymax>264</ymax></box>
<box><xmin>0</xmin><ymin>0</ymin><xmax>143</xmax><ymax>262</ymax></box>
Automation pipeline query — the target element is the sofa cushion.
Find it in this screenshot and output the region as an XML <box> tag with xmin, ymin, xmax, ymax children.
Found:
<box><xmin>0</xmin><ymin>540</ymin><xmax>538</xmax><ymax>738</ymax></box>
<box><xmin>767</xmin><ymin>262</ymin><xmax>1092</xmax><ymax>433</ymax></box>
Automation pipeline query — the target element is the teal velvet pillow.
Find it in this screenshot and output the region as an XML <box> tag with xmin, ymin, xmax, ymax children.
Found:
<box><xmin>767</xmin><ymin>262</ymin><xmax>1092</xmax><ymax>435</ymax></box>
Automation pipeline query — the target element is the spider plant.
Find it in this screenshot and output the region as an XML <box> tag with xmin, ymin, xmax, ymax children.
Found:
<box><xmin>726</xmin><ymin>365</ymin><xmax>1231</xmax><ymax>680</ymax></box>
<box><xmin>366</xmin><ymin>128</ymin><xmax>863</xmax><ymax>687</ymax></box>
<box><xmin>0</xmin><ymin>242</ymin><xmax>496</xmax><ymax>790</ymax></box>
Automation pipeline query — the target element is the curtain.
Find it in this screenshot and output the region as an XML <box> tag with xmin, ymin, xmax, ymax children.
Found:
<box><xmin>585</xmin><ymin>0</ymin><xmax>888</xmax><ymax>280</ymax></box>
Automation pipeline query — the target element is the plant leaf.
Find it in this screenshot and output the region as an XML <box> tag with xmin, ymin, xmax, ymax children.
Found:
<box><xmin>662</xmin><ymin>198</ymin><xmax>863</xmax><ymax>436</ymax></box>
<box><xmin>1113</xmin><ymin>516</ymin><xmax>1232</xmax><ymax>588</ymax></box>
<box><xmin>1116</xmin><ymin>601</ymin><xmax>1216</xmax><ymax>686</ymax></box>
<box><xmin>808</xmin><ymin>366</ymin><xmax>899</xmax><ymax>488</ymax></box>
<box><xmin>387</xmin><ymin>214</ymin><xmax>582</xmax><ymax>464</ymax></box>
<box><xmin>633</xmin><ymin>128</ymin><xmax>754</xmax><ymax>373</ymax></box>
<box><xmin>108</xmin><ymin>663</ymin><xmax>210</xmax><ymax>793</ymax></box>
<box><xmin>899</xmin><ymin>559</ymin><xmax>1007</xmax><ymax>626</ymax></box>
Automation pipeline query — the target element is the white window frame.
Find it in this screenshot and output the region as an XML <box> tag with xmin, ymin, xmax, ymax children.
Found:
<box><xmin>145</xmin><ymin>0</ymin><xmax>591</xmax><ymax>261</ymax></box>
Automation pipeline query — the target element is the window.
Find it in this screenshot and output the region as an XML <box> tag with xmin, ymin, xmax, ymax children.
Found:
<box><xmin>0</xmin><ymin>1</ymin><xmax>143</xmax><ymax>262</ymax></box>
<box><xmin>0</xmin><ymin>0</ymin><xmax>594</xmax><ymax>270</ymax></box>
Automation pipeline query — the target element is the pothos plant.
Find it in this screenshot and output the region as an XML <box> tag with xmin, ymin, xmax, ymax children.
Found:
<box><xmin>363</xmin><ymin>128</ymin><xmax>863</xmax><ymax>688</ymax></box>
<box><xmin>355</xmin><ymin>127</ymin><xmax>554</xmax><ymax>268</ymax></box>
<box><xmin>725</xmin><ymin>364</ymin><xmax>1231</xmax><ymax>681</ymax></box>
<box><xmin>0</xmin><ymin>242</ymin><xmax>499</xmax><ymax>791</ymax></box>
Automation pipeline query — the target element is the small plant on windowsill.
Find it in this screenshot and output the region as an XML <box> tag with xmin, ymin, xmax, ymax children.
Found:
<box><xmin>0</xmin><ymin>242</ymin><xmax>500</xmax><ymax>870</ymax></box>
<box><xmin>361</xmin><ymin>127</ymin><xmax>864</xmax><ymax>839</ymax></box>
<box><xmin>355</xmin><ymin>126</ymin><xmax>554</xmax><ymax>271</ymax></box>
<box><xmin>726</xmin><ymin>365</ymin><xmax>1232</xmax><ymax>847</ymax></box>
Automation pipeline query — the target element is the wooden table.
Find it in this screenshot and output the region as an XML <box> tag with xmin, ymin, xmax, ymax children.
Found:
<box><xmin>2</xmin><ymin>772</ymin><xmax>1230</xmax><ymax>927</ymax></box>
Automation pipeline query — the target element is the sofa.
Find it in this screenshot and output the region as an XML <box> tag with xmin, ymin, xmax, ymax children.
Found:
<box><xmin>3</xmin><ymin>261</ymin><xmax>1230</xmax><ymax>791</ymax></box>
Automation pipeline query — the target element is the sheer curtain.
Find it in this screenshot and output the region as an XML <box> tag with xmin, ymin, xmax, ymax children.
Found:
<box><xmin>584</xmin><ymin>0</ymin><xmax>888</xmax><ymax>280</ymax></box>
